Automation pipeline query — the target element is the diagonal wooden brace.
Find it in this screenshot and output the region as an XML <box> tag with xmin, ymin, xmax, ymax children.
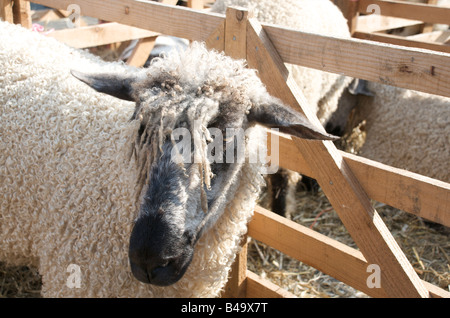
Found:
<box><xmin>210</xmin><ymin>6</ymin><xmax>429</xmax><ymax>298</ymax></box>
<box><xmin>244</xmin><ymin>13</ymin><xmax>429</xmax><ymax>298</ymax></box>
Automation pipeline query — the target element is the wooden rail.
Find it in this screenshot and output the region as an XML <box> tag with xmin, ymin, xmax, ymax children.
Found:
<box><xmin>358</xmin><ymin>0</ymin><xmax>450</xmax><ymax>25</ymax></box>
<box><xmin>334</xmin><ymin>0</ymin><xmax>450</xmax><ymax>54</ymax></box>
<box><xmin>27</xmin><ymin>0</ymin><xmax>450</xmax><ymax>99</ymax></box>
<box><xmin>273</xmin><ymin>132</ymin><xmax>450</xmax><ymax>227</ymax></box>
<box><xmin>2</xmin><ymin>0</ymin><xmax>449</xmax><ymax>298</ymax></box>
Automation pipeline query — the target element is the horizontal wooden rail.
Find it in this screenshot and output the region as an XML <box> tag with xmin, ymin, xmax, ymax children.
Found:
<box><xmin>245</xmin><ymin>271</ymin><xmax>296</xmax><ymax>298</ymax></box>
<box><xmin>248</xmin><ymin>206</ymin><xmax>450</xmax><ymax>298</ymax></box>
<box><xmin>32</xmin><ymin>0</ymin><xmax>450</xmax><ymax>99</ymax></box>
<box><xmin>353</xmin><ymin>31</ymin><xmax>450</xmax><ymax>54</ymax></box>
<box><xmin>47</xmin><ymin>22</ymin><xmax>159</xmax><ymax>48</ymax></box>
<box><xmin>355</xmin><ymin>15</ymin><xmax>423</xmax><ymax>33</ymax></box>
<box><xmin>358</xmin><ymin>0</ymin><xmax>450</xmax><ymax>25</ymax></box>
<box><xmin>263</xmin><ymin>25</ymin><xmax>450</xmax><ymax>99</ymax></box>
<box><xmin>31</xmin><ymin>0</ymin><xmax>223</xmax><ymax>42</ymax></box>
<box><xmin>270</xmin><ymin>131</ymin><xmax>450</xmax><ymax>227</ymax></box>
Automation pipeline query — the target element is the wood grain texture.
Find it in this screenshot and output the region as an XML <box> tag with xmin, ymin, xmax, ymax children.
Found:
<box><xmin>33</xmin><ymin>0</ymin><xmax>450</xmax><ymax>98</ymax></box>
<box><xmin>359</xmin><ymin>0</ymin><xmax>450</xmax><ymax>25</ymax></box>
<box><xmin>248</xmin><ymin>206</ymin><xmax>450</xmax><ymax>298</ymax></box>
<box><xmin>246</xmin><ymin>270</ymin><xmax>297</xmax><ymax>298</ymax></box>
<box><xmin>0</xmin><ymin>0</ymin><xmax>13</xmax><ymax>23</ymax></box>
<box><xmin>48</xmin><ymin>22</ymin><xmax>159</xmax><ymax>48</ymax></box>
<box><xmin>263</xmin><ymin>24</ymin><xmax>450</xmax><ymax>99</ymax></box>
<box><xmin>220</xmin><ymin>7</ymin><xmax>249</xmax><ymax>299</ymax></box>
<box><xmin>246</xmin><ymin>17</ymin><xmax>429</xmax><ymax>297</ymax></box>
<box><xmin>354</xmin><ymin>31</ymin><xmax>450</xmax><ymax>54</ymax></box>
<box><xmin>267</xmin><ymin>131</ymin><xmax>450</xmax><ymax>227</ymax></box>
<box><xmin>13</xmin><ymin>0</ymin><xmax>32</xmax><ymax>28</ymax></box>
<box><xmin>31</xmin><ymin>0</ymin><xmax>224</xmax><ymax>41</ymax></box>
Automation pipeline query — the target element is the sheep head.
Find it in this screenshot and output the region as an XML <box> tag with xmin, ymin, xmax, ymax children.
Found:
<box><xmin>71</xmin><ymin>44</ymin><xmax>336</xmax><ymax>287</ymax></box>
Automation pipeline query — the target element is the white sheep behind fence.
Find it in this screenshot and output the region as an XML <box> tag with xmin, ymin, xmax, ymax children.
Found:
<box><xmin>350</xmin><ymin>81</ymin><xmax>450</xmax><ymax>183</ymax></box>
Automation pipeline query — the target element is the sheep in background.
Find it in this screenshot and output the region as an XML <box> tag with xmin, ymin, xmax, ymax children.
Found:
<box><xmin>212</xmin><ymin>0</ymin><xmax>353</xmax><ymax>217</ymax></box>
<box><xmin>338</xmin><ymin>81</ymin><xmax>450</xmax><ymax>183</ymax></box>
<box><xmin>0</xmin><ymin>21</ymin><xmax>334</xmax><ymax>297</ymax></box>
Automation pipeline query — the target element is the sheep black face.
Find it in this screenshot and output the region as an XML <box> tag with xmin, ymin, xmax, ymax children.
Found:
<box><xmin>71</xmin><ymin>47</ymin><xmax>337</xmax><ymax>286</ymax></box>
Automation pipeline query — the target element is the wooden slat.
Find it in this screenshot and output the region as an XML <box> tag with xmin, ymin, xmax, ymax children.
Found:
<box><xmin>246</xmin><ymin>270</ymin><xmax>297</xmax><ymax>298</ymax></box>
<box><xmin>354</xmin><ymin>31</ymin><xmax>450</xmax><ymax>54</ymax></box>
<box><xmin>221</xmin><ymin>237</ymin><xmax>248</xmax><ymax>298</ymax></box>
<box><xmin>126</xmin><ymin>36</ymin><xmax>157</xmax><ymax>67</ymax></box>
<box><xmin>13</xmin><ymin>0</ymin><xmax>32</xmax><ymax>28</ymax></box>
<box><xmin>47</xmin><ymin>22</ymin><xmax>160</xmax><ymax>48</ymax></box>
<box><xmin>422</xmin><ymin>0</ymin><xmax>439</xmax><ymax>33</ymax></box>
<box><xmin>249</xmin><ymin>206</ymin><xmax>386</xmax><ymax>297</ymax></box>
<box><xmin>358</xmin><ymin>0</ymin><xmax>450</xmax><ymax>25</ymax></box>
<box><xmin>31</xmin><ymin>0</ymin><xmax>224</xmax><ymax>42</ymax></box>
<box><xmin>205</xmin><ymin>20</ymin><xmax>225</xmax><ymax>52</ymax></box>
<box><xmin>33</xmin><ymin>0</ymin><xmax>450</xmax><ymax>99</ymax></box>
<box><xmin>248</xmin><ymin>206</ymin><xmax>450</xmax><ymax>298</ymax></box>
<box><xmin>0</xmin><ymin>0</ymin><xmax>13</xmax><ymax>23</ymax></box>
<box><xmin>407</xmin><ymin>30</ymin><xmax>450</xmax><ymax>43</ymax></box>
<box><xmin>220</xmin><ymin>7</ymin><xmax>249</xmax><ymax>299</ymax></box>
<box><xmin>224</xmin><ymin>6</ymin><xmax>247</xmax><ymax>60</ymax></box>
<box><xmin>187</xmin><ymin>0</ymin><xmax>203</xmax><ymax>10</ymax></box>
<box><xmin>246</xmin><ymin>16</ymin><xmax>429</xmax><ymax>298</ymax></box>
<box><xmin>267</xmin><ymin>131</ymin><xmax>450</xmax><ymax>227</ymax></box>
<box><xmin>293</xmin><ymin>137</ymin><xmax>429</xmax><ymax>298</ymax></box>
<box><xmin>263</xmin><ymin>24</ymin><xmax>450</xmax><ymax>99</ymax></box>
<box><xmin>356</xmin><ymin>15</ymin><xmax>422</xmax><ymax>33</ymax></box>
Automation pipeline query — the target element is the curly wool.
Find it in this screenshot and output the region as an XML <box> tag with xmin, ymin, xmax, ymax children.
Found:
<box><xmin>354</xmin><ymin>82</ymin><xmax>450</xmax><ymax>183</ymax></box>
<box><xmin>0</xmin><ymin>21</ymin><xmax>265</xmax><ymax>297</ymax></box>
<box><xmin>211</xmin><ymin>0</ymin><xmax>353</xmax><ymax>124</ymax></box>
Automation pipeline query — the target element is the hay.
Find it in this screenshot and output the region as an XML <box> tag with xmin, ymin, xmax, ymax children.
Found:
<box><xmin>252</xmin><ymin>186</ymin><xmax>450</xmax><ymax>298</ymax></box>
<box><xmin>0</xmin><ymin>263</ymin><xmax>41</xmax><ymax>298</ymax></box>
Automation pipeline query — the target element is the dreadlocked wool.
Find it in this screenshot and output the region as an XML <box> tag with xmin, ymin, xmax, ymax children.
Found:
<box><xmin>0</xmin><ymin>21</ymin><xmax>265</xmax><ymax>297</ymax></box>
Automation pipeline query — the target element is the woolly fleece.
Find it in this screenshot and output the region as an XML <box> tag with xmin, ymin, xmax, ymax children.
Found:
<box><xmin>0</xmin><ymin>21</ymin><xmax>265</xmax><ymax>297</ymax></box>
<box><xmin>355</xmin><ymin>82</ymin><xmax>450</xmax><ymax>183</ymax></box>
<box><xmin>211</xmin><ymin>0</ymin><xmax>353</xmax><ymax>124</ymax></box>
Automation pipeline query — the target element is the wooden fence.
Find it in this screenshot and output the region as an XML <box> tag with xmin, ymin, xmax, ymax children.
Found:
<box><xmin>333</xmin><ymin>0</ymin><xmax>450</xmax><ymax>53</ymax></box>
<box><xmin>1</xmin><ymin>0</ymin><xmax>449</xmax><ymax>298</ymax></box>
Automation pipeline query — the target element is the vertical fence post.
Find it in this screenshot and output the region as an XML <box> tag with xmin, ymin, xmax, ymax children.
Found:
<box><xmin>13</xmin><ymin>0</ymin><xmax>32</xmax><ymax>28</ymax></box>
<box><xmin>0</xmin><ymin>0</ymin><xmax>14</xmax><ymax>23</ymax></box>
<box><xmin>219</xmin><ymin>6</ymin><xmax>250</xmax><ymax>298</ymax></box>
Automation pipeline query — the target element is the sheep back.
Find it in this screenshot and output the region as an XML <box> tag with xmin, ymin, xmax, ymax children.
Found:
<box><xmin>354</xmin><ymin>82</ymin><xmax>450</xmax><ymax>183</ymax></box>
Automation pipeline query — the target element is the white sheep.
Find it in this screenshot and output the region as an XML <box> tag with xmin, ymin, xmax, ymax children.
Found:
<box><xmin>344</xmin><ymin>81</ymin><xmax>450</xmax><ymax>183</ymax></box>
<box><xmin>0</xmin><ymin>21</ymin><xmax>334</xmax><ymax>297</ymax></box>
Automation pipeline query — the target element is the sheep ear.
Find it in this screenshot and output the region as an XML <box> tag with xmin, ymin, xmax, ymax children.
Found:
<box><xmin>70</xmin><ymin>70</ymin><xmax>135</xmax><ymax>102</ymax></box>
<box><xmin>248</xmin><ymin>102</ymin><xmax>339</xmax><ymax>140</ymax></box>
